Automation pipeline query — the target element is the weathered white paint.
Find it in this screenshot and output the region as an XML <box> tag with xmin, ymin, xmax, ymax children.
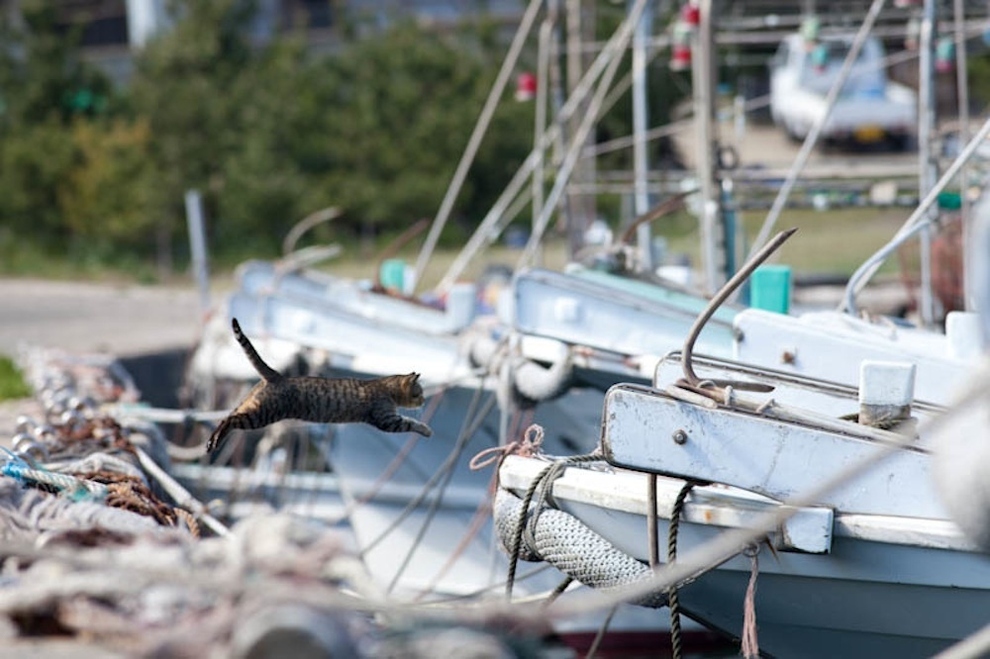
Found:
<box><xmin>601</xmin><ymin>384</ymin><xmax>945</xmax><ymax>518</ymax></box>
<box><xmin>499</xmin><ymin>455</ymin><xmax>833</xmax><ymax>553</ymax></box>
<box><xmin>858</xmin><ymin>360</ymin><xmax>916</xmax><ymax>407</ymax></box>
<box><xmin>733</xmin><ymin>308</ymin><xmax>974</xmax><ymax>406</ymax></box>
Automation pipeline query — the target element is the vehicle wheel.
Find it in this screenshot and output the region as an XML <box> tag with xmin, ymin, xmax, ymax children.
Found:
<box><xmin>888</xmin><ymin>133</ymin><xmax>915</xmax><ymax>152</ymax></box>
<box><xmin>784</xmin><ymin>118</ymin><xmax>802</xmax><ymax>143</ymax></box>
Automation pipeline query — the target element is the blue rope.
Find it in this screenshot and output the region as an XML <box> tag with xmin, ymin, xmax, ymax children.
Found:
<box><xmin>1</xmin><ymin>449</ymin><xmax>107</xmax><ymax>500</ymax></box>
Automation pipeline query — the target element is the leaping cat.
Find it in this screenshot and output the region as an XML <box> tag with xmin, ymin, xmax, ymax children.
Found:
<box><xmin>207</xmin><ymin>318</ymin><xmax>433</xmax><ymax>454</ymax></box>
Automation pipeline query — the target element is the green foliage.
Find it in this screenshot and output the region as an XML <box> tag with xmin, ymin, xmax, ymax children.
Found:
<box><xmin>298</xmin><ymin>22</ymin><xmax>533</xmax><ymax>239</ymax></box>
<box><xmin>0</xmin><ymin>120</ymin><xmax>76</xmax><ymax>248</ymax></box>
<box><xmin>0</xmin><ymin>0</ymin><xmax>123</xmax><ymax>262</ymax></box>
<box><xmin>968</xmin><ymin>49</ymin><xmax>990</xmax><ymax>105</ymax></box>
<box><xmin>129</xmin><ymin>0</ymin><xmax>259</xmax><ymax>257</ymax></box>
<box><xmin>60</xmin><ymin>119</ymin><xmax>155</xmax><ymax>250</ymax></box>
<box><xmin>0</xmin><ymin>0</ymin><xmax>114</xmax><ymax>128</ymax></box>
<box><xmin>0</xmin><ymin>356</ymin><xmax>31</xmax><ymax>401</ymax></box>
<box><xmin>0</xmin><ymin>0</ymin><xmax>688</xmax><ymax>276</ymax></box>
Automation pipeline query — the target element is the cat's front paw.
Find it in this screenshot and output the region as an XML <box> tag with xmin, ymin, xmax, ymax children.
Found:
<box><xmin>413</xmin><ymin>421</ymin><xmax>433</xmax><ymax>437</ymax></box>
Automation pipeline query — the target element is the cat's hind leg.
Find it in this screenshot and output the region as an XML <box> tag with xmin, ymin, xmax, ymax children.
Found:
<box><xmin>207</xmin><ymin>413</ymin><xmax>255</xmax><ymax>453</ymax></box>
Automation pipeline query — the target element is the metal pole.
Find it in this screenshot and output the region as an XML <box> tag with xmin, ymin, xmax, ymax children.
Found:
<box><xmin>564</xmin><ymin>0</ymin><xmax>597</xmax><ymax>260</ymax></box>
<box><xmin>184</xmin><ymin>189</ymin><xmax>211</xmax><ymax>317</ymax></box>
<box><xmin>917</xmin><ymin>0</ymin><xmax>938</xmax><ymax>326</ymax></box>
<box><xmin>518</xmin><ymin>0</ymin><xmax>650</xmax><ymax>268</ymax></box>
<box><xmin>694</xmin><ymin>0</ymin><xmax>722</xmax><ymax>294</ymax></box>
<box><xmin>438</xmin><ymin>0</ymin><xmax>643</xmax><ymax>292</ymax></box>
<box><xmin>532</xmin><ymin>4</ymin><xmax>555</xmax><ymax>239</ymax></box>
<box><xmin>953</xmin><ymin>0</ymin><xmax>973</xmax><ymax>309</ymax></box>
<box><xmin>842</xmin><ymin>115</ymin><xmax>990</xmax><ymax>314</ymax></box>
<box><xmin>631</xmin><ymin>0</ymin><xmax>654</xmax><ymax>272</ymax></box>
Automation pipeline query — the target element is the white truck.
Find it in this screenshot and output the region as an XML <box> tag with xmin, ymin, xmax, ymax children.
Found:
<box><xmin>769</xmin><ymin>33</ymin><xmax>917</xmax><ymax>149</ymax></box>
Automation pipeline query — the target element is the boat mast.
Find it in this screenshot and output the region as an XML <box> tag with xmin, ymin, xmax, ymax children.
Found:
<box><xmin>411</xmin><ymin>0</ymin><xmax>543</xmax><ymax>291</ymax></box>
<box><xmin>953</xmin><ymin>0</ymin><xmax>973</xmax><ymax>310</ymax></box>
<box><xmin>917</xmin><ymin>0</ymin><xmax>938</xmax><ymax>326</ymax></box>
<box><xmin>531</xmin><ymin>2</ymin><xmax>555</xmax><ymax>250</ymax></box>
<box><xmin>693</xmin><ymin>0</ymin><xmax>725</xmax><ymax>294</ymax></box>
<box><xmin>564</xmin><ymin>0</ymin><xmax>597</xmax><ymax>260</ymax></box>
<box><xmin>630</xmin><ymin>0</ymin><xmax>655</xmax><ymax>272</ymax></box>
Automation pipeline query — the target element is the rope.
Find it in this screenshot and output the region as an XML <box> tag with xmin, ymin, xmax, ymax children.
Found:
<box><xmin>352</xmin><ymin>386</ymin><xmax>448</xmax><ymax>508</ymax></box>
<box><xmin>741</xmin><ymin>545</ymin><xmax>761</xmax><ymax>659</ymax></box>
<box><xmin>104</xmin><ymin>481</ymin><xmax>176</xmax><ymax>527</ymax></box>
<box><xmin>362</xmin><ymin>386</ymin><xmax>492</xmax><ymax>556</ymax></box>
<box><xmin>543</xmin><ymin>577</ymin><xmax>574</xmax><ymax>608</ymax></box>
<box><xmin>586</xmin><ymin>604</ymin><xmax>619</xmax><ymax>659</ymax></box>
<box><xmin>132</xmin><ymin>447</ymin><xmax>229</xmax><ymax>538</ymax></box>
<box><xmin>383</xmin><ymin>391</ymin><xmax>498</xmax><ymax>592</ymax></box>
<box><xmin>414</xmin><ymin>480</ymin><xmax>495</xmax><ymax>600</ymax></box>
<box><xmin>667</xmin><ymin>481</ymin><xmax>694</xmax><ymax>659</ymax></box>
<box><xmin>361</xmin><ymin>381</ymin><xmax>487</xmax><ymax>554</ymax></box>
<box><xmin>469</xmin><ymin>423</ymin><xmax>545</xmax><ymax>471</ymax></box>
<box><xmin>506</xmin><ymin>462</ymin><xmax>562</xmax><ymax>599</ymax></box>
<box><xmin>505</xmin><ymin>453</ymin><xmax>602</xmax><ymax>600</ymax></box>
<box><xmin>2</xmin><ymin>456</ymin><xmax>108</xmax><ymax>500</ymax></box>
<box><xmin>173</xmin><ymin>507</ymin><xmax>200</xmax><ymax>539</ymax></box>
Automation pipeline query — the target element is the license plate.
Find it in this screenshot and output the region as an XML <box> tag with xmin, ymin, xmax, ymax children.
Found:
<box><xmin>854</xmin><ymin>125</ymin><xmax>884</xmax><ymax>143</ymax></box>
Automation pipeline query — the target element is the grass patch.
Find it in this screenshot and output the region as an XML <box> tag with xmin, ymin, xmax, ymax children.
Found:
<box><xmin>0</xmin><ymin>206</ymin><xmax>912</xmax><ymax>288</ymax></box>
<box><xmin>286</xmin><ymin>205</ymin><xmax>911</xmax><ymax>288</ymax></box>
<box><xmin>0</xmin><ymin>356</ymin><xmax>31</xmax><ymax>401</ymax></box>
<box><xmin>647</xmin><ymin>205</ymin><xmax>909</xmax><ymax>279</ymax></box>
<box><xmin>740</xmin><ymin>207</ymin><xmax>908</xmax><ymax>277</ymax></box>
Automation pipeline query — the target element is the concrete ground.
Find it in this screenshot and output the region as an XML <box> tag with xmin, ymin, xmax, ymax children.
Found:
<box><xmin>0</xmin><ymin>278</ymin><xmax>205</xmax><ymax>359</ymax></box>
<box><xmin>0</xmin><ymin>277</ymin><xmax>208</xmax><ymax>438</ymax></box>
<box><xmin>671</xmin><ymin>112</ymin><xmax>920</xmax><ymax>179</ymax></box>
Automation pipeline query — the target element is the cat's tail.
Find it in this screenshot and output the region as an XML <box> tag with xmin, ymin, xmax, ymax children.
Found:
<box><xmin>231</xmin><ymin>318</ymin><xmax>282</xmax><ymax>382</ymax></box>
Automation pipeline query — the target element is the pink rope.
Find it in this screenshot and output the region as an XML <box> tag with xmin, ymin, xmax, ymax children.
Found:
<box><xmin>741</xmin><ymin>548</ymin><xmax>760</xmax><ymax>658</ymax></box>
<box><xmin>468</xmin><ymin>423</ymin><xmax>545</xmax><ymax>471</ymax></box>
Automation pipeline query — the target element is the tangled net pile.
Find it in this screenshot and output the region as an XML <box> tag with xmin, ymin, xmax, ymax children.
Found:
<box><xmin>0</xmin><ymin>348</ymin><xmax>538</xmax><ymax>658</ymax></box>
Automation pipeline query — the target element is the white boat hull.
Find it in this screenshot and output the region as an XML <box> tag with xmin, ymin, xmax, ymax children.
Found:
<box><xmin>499</xmin><ymin>455</ymin><xmax>990</xmax><ymax>659</ymax></box>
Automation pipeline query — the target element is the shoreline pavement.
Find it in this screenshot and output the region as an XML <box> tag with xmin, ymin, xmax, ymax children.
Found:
<box><xmin>0</xmin><ymin>278</ymin><xmax>205</xmax><ymax>359</ymax></box>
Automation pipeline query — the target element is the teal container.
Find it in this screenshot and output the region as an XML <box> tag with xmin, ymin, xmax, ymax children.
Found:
<box><xmin>750</xmin><ymin>264</ymin><xmax>792</xmax><ymax>314</ymax></box>
<box><xmin>380</xmin><ymin>258</ymin><xmax>406</xmax><ymax>292</ymax></box>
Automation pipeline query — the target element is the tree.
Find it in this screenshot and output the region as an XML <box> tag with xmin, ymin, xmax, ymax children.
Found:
<box><xmin>0</xmin><ymin>0</ymin><xmax>122</xmax><ymax>256</ymax></box>
<box><xmin>297</xmin><ymin>21</ymin><xmax>534</xmax><ymax>241</ymax></box>
<box><xmin>129</xmin><ymin>0</ymin><xmax>261</xmax><ymax>267</ymax></box>
<box><xmin>130</xmin><ymin>5</ymin><xmax>538</xmax><ymax>261</ymax></box>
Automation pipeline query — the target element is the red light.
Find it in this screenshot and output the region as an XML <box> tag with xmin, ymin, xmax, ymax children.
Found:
<box><xmin>680</xmin><ymin>2</ymin><xmax>700</xmax><ymax>28</ymax></box>
<box><xmin>670</xmin><ymin>43</ymin><xmax>692</xmax><ymax>71</ymax></box>
<box><xmin>515</xmin><ymin>72</ymin><xmax>537</xmax><ymax>102</ymax></box>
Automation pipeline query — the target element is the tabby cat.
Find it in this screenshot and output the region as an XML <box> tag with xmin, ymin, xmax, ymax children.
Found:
<box><xmin>206</xmin><ymin>318</ymin><xmax>433</xmax><ymax>454</ymax></box>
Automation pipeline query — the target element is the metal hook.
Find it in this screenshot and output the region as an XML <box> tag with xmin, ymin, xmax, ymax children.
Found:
<box><xmin>681</xmin><ymin>227</ymin><xmax>798</xmax><ymax>386</ymax></box>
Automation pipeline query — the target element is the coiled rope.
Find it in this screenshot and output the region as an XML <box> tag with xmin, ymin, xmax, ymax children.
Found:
<box><xmin>504</xmin><ymin>453</ymin><xmax>602</xmax><ymax>600</ymax></box>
